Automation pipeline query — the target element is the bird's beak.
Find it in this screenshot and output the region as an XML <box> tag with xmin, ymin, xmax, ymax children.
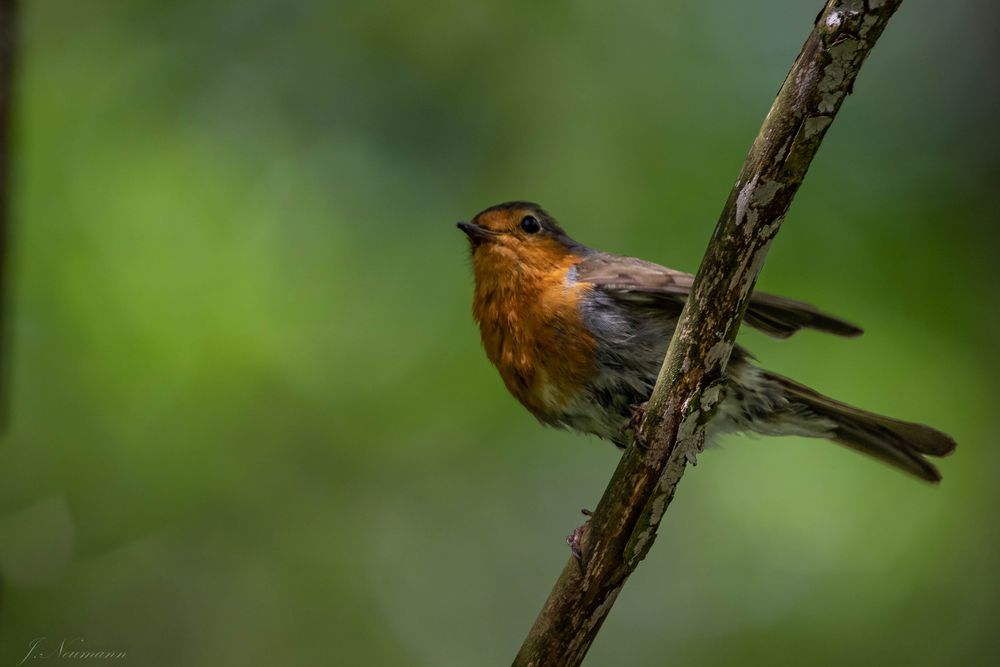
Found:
<box><xmin>456</xmin><ymin>221</ymin><xmax>496</xmax><ymax>244</ymax></box>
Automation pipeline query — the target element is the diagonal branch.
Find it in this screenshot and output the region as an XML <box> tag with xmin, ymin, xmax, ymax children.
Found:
<box><xmin>513</xmin><ymin>2</ymin><xmax>904</xmax><ymax>665</ymax></box>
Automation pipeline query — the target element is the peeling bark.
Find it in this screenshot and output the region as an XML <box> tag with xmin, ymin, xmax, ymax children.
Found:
<box><xmin>513</xmin><ymin>2</ymin><xmax>904</xmax><ymax>665</ymax></box>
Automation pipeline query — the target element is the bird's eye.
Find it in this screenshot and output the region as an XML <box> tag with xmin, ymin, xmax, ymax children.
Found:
<box><xmin>520</xmin><ymin>216</ymin><xmax>541</xmax><ymax>234</ymax></box>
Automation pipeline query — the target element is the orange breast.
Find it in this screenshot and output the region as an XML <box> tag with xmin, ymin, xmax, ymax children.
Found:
<box><xmin>472</xmin><ymin>253</ymin><xmax>597</xmax><ymax>420</ymax></box>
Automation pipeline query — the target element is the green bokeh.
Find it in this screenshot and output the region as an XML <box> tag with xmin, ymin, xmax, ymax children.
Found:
<box><xmin>1</xmin><ymin>1</ymin><xmax>997</xmax><ymax>665</ymax></box>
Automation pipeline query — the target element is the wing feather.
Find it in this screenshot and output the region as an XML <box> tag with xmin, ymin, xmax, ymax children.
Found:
<box><xmin>575</xmin><ymin>253</ymin><xmax>862</xmax><ymax>339</ymax></box>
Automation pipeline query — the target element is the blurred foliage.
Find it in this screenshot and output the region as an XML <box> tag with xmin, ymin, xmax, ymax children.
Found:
<box><xmin>0</xmin><ymin>1</ymin><xmax>998</xmax><ymax>665</ymax></box>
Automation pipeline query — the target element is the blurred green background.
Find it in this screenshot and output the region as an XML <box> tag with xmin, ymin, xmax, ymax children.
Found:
<box><xmin>1</xmin><ymin>1</ymin><xmax>997</xmax><ymax>665</ymax></box>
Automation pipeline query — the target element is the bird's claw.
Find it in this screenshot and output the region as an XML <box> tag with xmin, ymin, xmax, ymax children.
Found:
<box><xmin>566</xmin><ymin>508</ymin><xmax>593</xmax><ymax>564</ymax></box>
<box><xmin>626</xmin><ymin>401</ymin><xmax>650</xmax><ymax>448</ymax></box>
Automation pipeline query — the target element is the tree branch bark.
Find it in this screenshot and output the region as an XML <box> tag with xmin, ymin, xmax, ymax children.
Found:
<box><xmin>513</xmin><ymin>2</ymin><xmax>904</xmax><ymax>665</ymax></box>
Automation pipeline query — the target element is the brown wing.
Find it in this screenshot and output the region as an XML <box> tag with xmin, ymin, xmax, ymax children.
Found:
<box><xmin>575</xmin><ymin>253</ymin><xmax>862</xmax><ymax>339</ymax></box>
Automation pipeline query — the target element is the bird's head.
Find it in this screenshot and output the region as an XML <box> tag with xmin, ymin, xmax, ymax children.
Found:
<box><xmin>456</xmin><ymin>202</ymin><xmax>585</xmax><ymax>277</ymax></box>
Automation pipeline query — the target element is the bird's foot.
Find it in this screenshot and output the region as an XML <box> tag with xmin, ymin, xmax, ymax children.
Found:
<box><xmin>566</xmin><ymin>508</ymin><xmax>593</xmax><ymax>565</ymax></box>
<box><xmin>626</xmin><ymin>401</ymin><xmax>649</xmax><ymax>448</ymax></box>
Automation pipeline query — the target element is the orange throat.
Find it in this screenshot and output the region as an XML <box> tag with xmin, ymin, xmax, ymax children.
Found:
<box><xmin>471</xmin><ymin>246</ymin><xmax>596</xmax><ymax>419</ymax></box>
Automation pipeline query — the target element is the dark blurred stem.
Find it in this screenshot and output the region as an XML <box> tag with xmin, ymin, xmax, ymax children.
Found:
<box><xmin>0</xmin><ymin>0</ymin><xmax>16</xmax><ymax>432</ymax></box>
<box><xmin>0</xmin><ymin>0</ymin><xmax>15</xmax><ymax>631</ymax></box>
<box><xmin>513</xmin><ymin>1</ymin><xmax>904</xmax><ymax>665</ymax></box>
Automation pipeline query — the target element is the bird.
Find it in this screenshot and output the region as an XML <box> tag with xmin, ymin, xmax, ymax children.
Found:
<box><xmin>457</xmin><ymin>201</ymin><xmax>956</xmax><ymax>482</ymax></box>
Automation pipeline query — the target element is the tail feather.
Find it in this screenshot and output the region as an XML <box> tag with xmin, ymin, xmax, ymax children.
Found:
<box><xmin>830</xmin><ymin>420</ymin><xmax>944</xmax><ymax>483</ymax></box>
<box><xmin>765</xmin><ymin>372</ymin><xmax>956</xmax><ymax>483</ymax></box>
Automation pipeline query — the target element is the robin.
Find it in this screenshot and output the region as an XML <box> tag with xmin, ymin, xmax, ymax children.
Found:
<box><xmin>458</xmin><ymin>201</ymin><xmax>956</xmax><ymax>482</ymax></box>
